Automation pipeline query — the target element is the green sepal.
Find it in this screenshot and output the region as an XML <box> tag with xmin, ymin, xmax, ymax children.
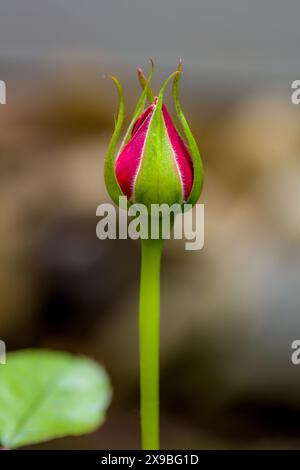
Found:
<box><xmin>134</xmin><ymin>72</ymin><xmax>184</xmax><ymax>208</ymax></box>
<box><xmin>120</xmin><ymin>61</ymin><xmax>154</xmax><ymax>150</ymax></box>
<box><xmin>104</xmin><ymin>66</ymin><xmax>154</xmax><ymax>206</ymax></box>
<box><xmin>172</xmin><ymin>61</ymin><xmax>204</xmax><ymax>205</ymax></box>
<box><xmin>104</xmin><ymin>76</ymin><xmax>125</xmax><ymax>206</ymax></box>
<box><xmin>137</xmin><ymin>60</ymin><xmax>155</xmax><ymax>103</ymax></box>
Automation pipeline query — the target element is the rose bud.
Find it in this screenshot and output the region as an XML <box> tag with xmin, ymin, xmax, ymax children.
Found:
<box><xmin>104</xmin><ymin>61</ymin><xmax>203</xmax><ymax>209</ymax></box>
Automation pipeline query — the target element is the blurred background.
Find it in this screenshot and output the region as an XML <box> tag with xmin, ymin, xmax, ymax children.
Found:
<box><xmin>1</xmin><ymin>0</ymin><xmax>300</xmax><ymax>449</ymax></box>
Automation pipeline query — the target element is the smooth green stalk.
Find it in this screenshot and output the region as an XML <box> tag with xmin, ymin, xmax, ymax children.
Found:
<box><xmin>139</xmin><ymin>237</ymin><xmax>163</xmax><ymax>450</ymax></box>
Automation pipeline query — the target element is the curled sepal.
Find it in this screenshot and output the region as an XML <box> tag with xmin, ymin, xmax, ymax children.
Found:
<box><xmin>104</xmin><ymin>76</ymin><xmax>124</xmax><ymax>205</ymax></box>
<box><xmin>137</xmin><ymin>60</ymin><xmax>155</xmax><ymax>103</ymax></box>
<box><xmin>172</xmin><ymin>61</ymin><xmax>204</xmax><ymax>205</ymax></box>
<box><xmin>105</xmin><ymin>67</ymin><xmax>154</xmax><ymax>206</ymax></box>
<box><xmin>155</xmin><ymin>70</ymin><xmax>181</xmax><ymax>114</ymax></box>
<box><xmin>119</xmin><ymin>61</ymin><xmax>154</xmax><ymax>152</ymax></box>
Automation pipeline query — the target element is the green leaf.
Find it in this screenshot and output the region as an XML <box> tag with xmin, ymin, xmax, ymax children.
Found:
<box><xmin>0</xmin><ymin>349</ymin><xmax>112</xmax><ymax>449</ymax></box>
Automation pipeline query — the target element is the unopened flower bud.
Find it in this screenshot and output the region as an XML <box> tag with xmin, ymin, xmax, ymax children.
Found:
<box><xmin>105</xmin><ymin>61</ymin><xmax>203</xmax><ymax>210</ymax></box>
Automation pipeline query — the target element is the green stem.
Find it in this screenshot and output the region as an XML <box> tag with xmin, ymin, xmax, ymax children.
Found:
<box><xmin>139</xmin><ymin>237</ymin><xmax>163</xmax><ymax>450</ymax></box>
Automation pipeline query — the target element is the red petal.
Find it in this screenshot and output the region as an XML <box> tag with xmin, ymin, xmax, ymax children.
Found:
<box><xmin>162</xmin><ymin>104</ymin><xmax>194</xmax><ymax>201</ymax></box>
<box><xmin>115</xmin><ymin>104</ymin><xmax>154</xmax><ymax>199</ymax></box>
<box><xmin>132</xmin><ymin>104</ymin><xmax>154</xmax><ymax>136</ymax></box>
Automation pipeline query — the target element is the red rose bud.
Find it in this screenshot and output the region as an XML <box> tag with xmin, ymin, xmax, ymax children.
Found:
<box><xmin>104</xmin><ymin>61</ymin><xmax>203</xmax><ymax>209</ymax></box>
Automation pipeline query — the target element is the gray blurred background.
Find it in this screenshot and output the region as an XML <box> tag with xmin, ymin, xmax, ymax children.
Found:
<box><xmin>1</xmin><ymin>0</ymin><xmax>300</xmax><ymax>449</ymax></box>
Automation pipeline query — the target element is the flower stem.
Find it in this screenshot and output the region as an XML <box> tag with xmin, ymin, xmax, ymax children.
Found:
<box><xmin>139</xmin><ymin>237</ymin><xmax>163</xmax><ymax>450</ymax></box>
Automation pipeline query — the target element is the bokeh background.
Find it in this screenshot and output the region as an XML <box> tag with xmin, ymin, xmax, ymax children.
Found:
<box><xmin>1</xmin><ymin>0</ymin><xmax>300</xmax><ymax>449</ymax></box>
